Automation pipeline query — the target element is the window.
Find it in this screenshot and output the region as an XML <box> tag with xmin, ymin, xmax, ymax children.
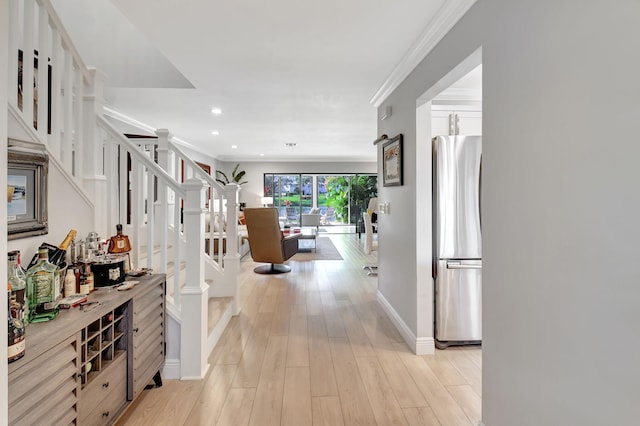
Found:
<box><xmin>264</xmin><ymin>173</ymin><xmax>377</xmax><ymax>226</ymax></box>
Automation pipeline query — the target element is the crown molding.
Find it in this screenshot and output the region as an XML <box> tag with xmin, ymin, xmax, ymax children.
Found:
<box><xmin>103</xmin><ymin>106</ymin><xmax>157</xmax><ymax>135</ymax></box>
<box><xmin>102</xmin><ymin>106</ymin><xmax>199</xmax><ymax>151</ymax></box>
<box><xmin>369</xmin><ymin>0</ymin><xmax>477</xmax><ymax>107</ymax></box>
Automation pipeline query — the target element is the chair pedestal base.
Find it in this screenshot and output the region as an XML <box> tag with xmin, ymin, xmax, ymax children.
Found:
<box><xmin>254</xmin><ymin>264</ymin><xmax>291</xmax><ymax>274</ymax></box>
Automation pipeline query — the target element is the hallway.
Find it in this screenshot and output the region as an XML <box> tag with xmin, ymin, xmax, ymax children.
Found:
<box><xmin>118</xmin><ymin>234</ymin><xmax>481</xmax><ymax>425</ymax></box>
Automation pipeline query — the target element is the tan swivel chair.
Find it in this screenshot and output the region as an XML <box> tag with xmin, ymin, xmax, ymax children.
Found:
<box><xmin>244</xmin><ymin>208</ymin><xmax>300</xmax><ymax>274</ymax></box>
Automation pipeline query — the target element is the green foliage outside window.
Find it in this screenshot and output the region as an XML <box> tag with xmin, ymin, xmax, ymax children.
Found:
<box><xmin>325</xmin><ymin>175</ymin><xmax>378</xmax><ymax>224</ymax></box>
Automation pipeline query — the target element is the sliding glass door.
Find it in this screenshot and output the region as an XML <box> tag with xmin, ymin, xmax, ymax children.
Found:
<box><xmin>264</xmin><ymin>173</ymin><xmax>377</xmax><ymax>226</ymax></box>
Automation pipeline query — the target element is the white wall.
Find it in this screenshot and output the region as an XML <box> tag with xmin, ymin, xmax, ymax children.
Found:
<box><xmin>219</xmin><ymin>161</ymin><xmax>377</xmax><ymax>207</ymax></box>
<box><xmin>378</xmin><ymin>1</ymin><xmax>640</xmax><ymax>424</ymax></box>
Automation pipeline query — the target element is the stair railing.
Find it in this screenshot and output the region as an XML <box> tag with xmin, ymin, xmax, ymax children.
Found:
<box><xmin>98</xmin><ymin>116</ymin><xmax>211</xmax><ymax>379</ymax></box>
<box><xmin>8</xmin><ymin>0</ymin><xmax>90</xmax><ymax>182</ymax></box>
<box><xmin>165</xmin><ymin>137</ymin><xmax>241</xmax><ymax>312</ymax></box>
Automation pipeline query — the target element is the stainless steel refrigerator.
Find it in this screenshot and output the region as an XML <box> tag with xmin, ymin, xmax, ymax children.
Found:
<box><xmin>433</xmin><ymin>135</ymin><xmax>482</xmax><ymax>349</ymax></box>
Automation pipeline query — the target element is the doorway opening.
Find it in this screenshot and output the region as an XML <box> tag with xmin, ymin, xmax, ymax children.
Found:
<box><xmin>415</xmin><ymin>46</ymin><xmax>482</xmax><ymax>352</ymax></box>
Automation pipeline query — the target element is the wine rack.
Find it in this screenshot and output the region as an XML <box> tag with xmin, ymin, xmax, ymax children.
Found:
<box><xmin>79</xmin><ymin>302</ymin><xmax>129</xmax><ymax>387</ymax></box>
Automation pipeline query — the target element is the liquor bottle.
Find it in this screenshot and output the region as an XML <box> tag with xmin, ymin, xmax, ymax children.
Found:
<box><xmin>85</xmin><ymin>264</ymin><xmax>94</xmax><ymax>293</ymax></box>
<box><xmin>64</xmin><ymin>267</ymin><xmax>77</xmax><ymax>297</ymax></box>
<box><xmin>9</xmin><ymin>250</ymin><xmax>27</xmax><ymax>280</ymax></box>
<box><xmin>8</xmin><ymin>284</ymin><xmax>26</xmax><ymax>363</ymax></box>
<box><xmin>108</xmin><ymin>224</ymin><xmax>131</xmax><ymax>254</ymax></box>
<box><xmin>26</xmin><ymin>247</ymin><xmax>61</xmax><ymax>322</ymax></box>
<box><xmin>79</xmin><ymin>274</ymin><xmax>90</xmax><ymax>295</ymax></box>
<box><xmin>8</xmin><ymin>252</ymin><xmax>27</xmax><ymax>323</ymax></box>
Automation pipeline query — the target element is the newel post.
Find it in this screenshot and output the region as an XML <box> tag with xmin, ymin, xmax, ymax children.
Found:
<box><xmin>223</xmin><ymin>184</ymin><xmax>241</xmax><ymax>315</ymax></box>
<box><xmin>180</xmin><ymin>177</ymin><xmax>210</xmax><ymax>379</ymax></box>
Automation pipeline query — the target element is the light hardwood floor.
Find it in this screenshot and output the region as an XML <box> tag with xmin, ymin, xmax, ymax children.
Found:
<box><xmin>117</xmin><ymin>234</ymin><xmax>481</xmax><ymax>426</ymax></box>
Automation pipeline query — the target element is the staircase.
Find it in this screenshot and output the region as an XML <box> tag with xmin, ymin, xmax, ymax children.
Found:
<box><xmin>6</xmin><ymin>0</ymin><xmax>240</xmax><ymax>380</ymax></box>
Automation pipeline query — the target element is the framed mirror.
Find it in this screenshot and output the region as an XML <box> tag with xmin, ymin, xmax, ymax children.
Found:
<box><xmin>7</xmin><ymin>140</ymin><xmax>49</xmax><ymax>240</ymax></box>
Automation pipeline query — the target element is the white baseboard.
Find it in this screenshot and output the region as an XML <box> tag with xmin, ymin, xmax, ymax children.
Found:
<box><xmin>377</xmin><ymin>290</ymin><xmax>435</xmax><ymax>355</ymax></box>
<box><xmin>162</xmin><ymin>359</ymin><xmax>181</xmax><ymax>380</ymax></box>
<box><xmin>207</xmin><ymin>301</ymin><xmax>233</xmax><ymax>354</ymax></box>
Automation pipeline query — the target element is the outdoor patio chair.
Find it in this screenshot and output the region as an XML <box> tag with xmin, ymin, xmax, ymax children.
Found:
<box><xmin>285</xmin><ymin>206</ymin><xmax>299</xmax><ymax>226</ymax></box>
<box><xmin>320</xmin><ymin>207</ymin><xmax>335</xmax><ymax>225</ymax></box>
<box><xmin>244</xmin><ymin>208</ymin><xmax>300</xmax><ymax>274</ymax></box>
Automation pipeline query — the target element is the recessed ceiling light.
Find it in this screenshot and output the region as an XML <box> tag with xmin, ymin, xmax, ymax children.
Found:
<box><xmin>259</xmin><ymin>153</ymin><xmax>265</xmax><ymax>157</ymax></box>
<box><xmin>211</xmin><ymin>108</ymin><xmax>222</xmax><ymax>115</ymax></box>
<box><xmin>284</xmin><ymin>142</ymin><xmax>297</xmax><ymax>148</ymax></box>
<box><xmin>211</xmin><ymin>130</ymin><xmax>220</xmax><ymax>136</ymax></box>
<box><xmin>231</xmin><ymin>145</ymin><xmax>238</xmax><ymax>149</ymax></box>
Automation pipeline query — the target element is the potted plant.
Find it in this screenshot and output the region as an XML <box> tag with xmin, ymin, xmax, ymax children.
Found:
<box><xmin>215</xmin><ymin>163</ymin><xmax>248</xmax><ymax>186</ymax></box>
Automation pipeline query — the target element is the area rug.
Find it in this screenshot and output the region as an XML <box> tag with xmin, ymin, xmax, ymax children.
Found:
<box><xmin>292</xmin><ymin>237</ymin><xmax>343</xmax><ymax>261</ymax></box>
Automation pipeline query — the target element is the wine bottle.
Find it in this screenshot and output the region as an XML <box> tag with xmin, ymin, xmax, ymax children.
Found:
<box><xmin>8</xmin><ymin>284</ymin><xmax>26</xmax><ymax>363</ymax></box>
<box><xmin>49</xmin><ymin>229</ymin><xmax>77</xmax><ymax>265</ymax></box>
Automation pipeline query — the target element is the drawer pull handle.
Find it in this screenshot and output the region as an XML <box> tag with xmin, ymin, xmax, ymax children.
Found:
<box><xmin>103</xmin><ymin>411</ymin><xmax>110</xmax><ymax>418</ymax></box>
<box><xmin>102</xmin><ymin>381</ymin><xmax>110</xmax><ymax>388</ymax></box>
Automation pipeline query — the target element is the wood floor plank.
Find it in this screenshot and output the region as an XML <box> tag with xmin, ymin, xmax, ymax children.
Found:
<box><xmin>423</xmin><ymin>351</ymin><xmax>468</xmax><ymax>386</ymax></box>
<box><xmin>248</xmin><ymin>335</ymin><xmax>289</xmax><ymax>426</ymax></box>
<box><xmin>286</xmin><ymin>312</ymin><xmax>309</xmax><ymax>367</ymax></box>
<box><xmin>320</xmin><ymin>291</ymin><xmax>347</xmax><ymax>338</ymax></box>
<box><xmin>355</xmin><ymin>356</ymin><xmax>408</xmax><ymax>425</ymax></box>
<box><xmin>258</xmin><ymin>281</ymin><xmax>279</xmax><ymax>313</ymax></box>
<box><xmin>270</xmin><ymin>287</ymin><xmax>292</xmax><ymax>336</ymax></box>
<box><xmin>306</xmin><ymin>291</ymin><xmax>323</xmax><ymax>316</ymax></box>
<box><xmin>281</xmin><ymin>367</ymin><xmax>313</xmax><ymax>426</ymax></box>
<box><xmin>376</xmin><ymin>348</ymin><xmax>429</xmax><ymax>408</ymax></box>
<box><xmin>329</xmin><ymin>337</ymin><xmax>377</xmax><ymax>425</ymax></box>
<box><xmin>447</xmin><ymin>384</ymin><xmax>482</xmax><ymax>425</ymax></box>
<box><xmin>231</xmin><ymin>312</ymin><xmax>273</xmax><ymax>388</ymax></box>
<box><xmin>338</xmin><ymin>300</ymin><xmax>376</xmax><ymax>358</ymax></box>
<box><xmin>118</xmin><ymin>379</ymin><xmax>204</xmax><ymax>426</ymax></box>
<box><xmin>312</xmin><ymin>396</ymin><xmax>345</xmax><ymax>426</ymax></box>
<box><xmin>216</xmin><ymin>388</ymin><xmax>255</xmax><ymax>426</ymax></box>
<box><xmin>184</xmin><ymin>364</ymin><xmax>238</xmax><ymax>425</ymax></box>
<box><xmin>394</xmin><ymin>344</ymin><xmax>472</xmax><ymax>426</ymax></box>
<box><xmin>440</xmin><ymin>349</ymin><xmax>482</xmax><ymax>397</ymax></box>
<box><xmin>403</xmin><ymin>407</ymin><xmax>441</xmax><ymax>426</ymax></box>
<box><xmin>308</xmin><ymin>315</ymin><xmax>339</xmax><ymax>397</ymax></box>
<box><xmin>215</xmin><ymin>316</ymin><xmax>244</xmax><ymax>365</ymax></box>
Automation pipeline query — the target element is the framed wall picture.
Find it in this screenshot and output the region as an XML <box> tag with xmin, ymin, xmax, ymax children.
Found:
<box><xmin>7</xmin><ymin>141</ymin><xmax>49</xmax><ymax>240</ymax></box>
<box><xmin>382</xmin><ymin>134</ymin><xmax>403</xmax><ymax>186</ymax></box>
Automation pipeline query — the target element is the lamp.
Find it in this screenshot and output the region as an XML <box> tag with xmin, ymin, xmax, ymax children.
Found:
<box><xmin>372</xmin><ymin>134</ymin><xmax>389</xmax><ymax>145</ymax></box>
<box><xmin>261</xmin><ymin>196</ymin><xmax>273</xmax><ymax>207</ymax></box>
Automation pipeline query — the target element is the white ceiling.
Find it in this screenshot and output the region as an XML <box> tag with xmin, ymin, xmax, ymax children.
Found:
<box><xmin>54</xmin><ymin>0</ymin><xmax>467</xmax><ymax>162</ymax></box>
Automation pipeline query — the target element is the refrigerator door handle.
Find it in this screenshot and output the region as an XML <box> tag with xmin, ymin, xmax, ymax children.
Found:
<box><xmin>446</xmin><ymin>260</ymin><xmax>482</xmax><ymax>270</ymax></box>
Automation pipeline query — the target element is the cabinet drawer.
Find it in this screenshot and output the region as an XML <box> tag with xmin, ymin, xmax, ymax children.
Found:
<box><xmin>79</xmin><ymin>352</ymin><xmax>127</xmax><ymax>424</ymax></box>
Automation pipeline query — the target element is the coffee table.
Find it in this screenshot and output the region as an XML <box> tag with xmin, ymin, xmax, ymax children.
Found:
<box><xmin>285</xmin><ymin>227</ymin><xmax>317</xmax><ymax>252</ymax></box>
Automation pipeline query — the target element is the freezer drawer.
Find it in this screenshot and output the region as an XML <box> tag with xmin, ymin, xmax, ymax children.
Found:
<box><xmin>435</xmin><ymin>259</ymin><xmax>482</xmax><ymax>344</ymax></box>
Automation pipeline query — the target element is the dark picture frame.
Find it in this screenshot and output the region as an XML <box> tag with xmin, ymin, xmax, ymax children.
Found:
<box><xmin>7</xmin><ymin>141</ymin><xmax>49</xmax><ymax>240</ymax></box>
<box><xmin>382</xmin><ymin>134</ymin><xmax>403</xmax><ymax>187</ymax></box>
